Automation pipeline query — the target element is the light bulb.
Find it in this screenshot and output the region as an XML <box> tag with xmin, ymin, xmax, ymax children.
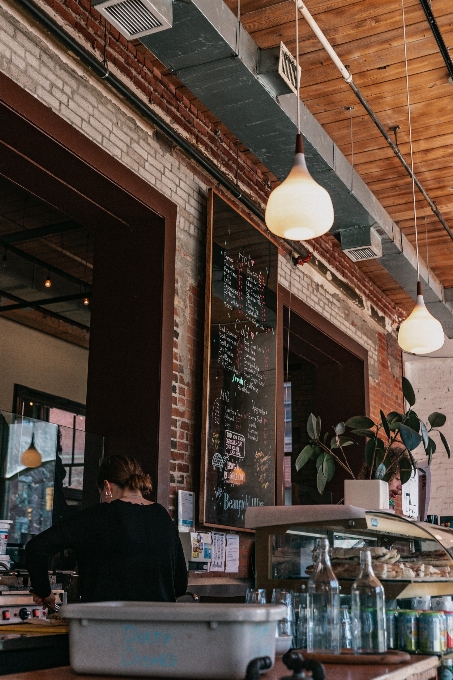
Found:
<box><xmin>265</xmin><ymin>133</ymin><xmax>334</xmax><ymax>240</ymax></box>
<box><xmin>21</xmin><ymin>442</ymin><xmax>42</xmax><ymax>468</ymax></box>
<box><xmin>83</xmin><ymin>297</ymin><xmax>89</xmax><ymax>306</ymax></box>
<box><xmin>398</xmin><ymin>282</ymin><xmax>444</xmax><ymax>354</ymax></box>
<box><xmin>44</xmin><ymin>277</ymin><xmax>52</xmax><ymax>288</ymax></box>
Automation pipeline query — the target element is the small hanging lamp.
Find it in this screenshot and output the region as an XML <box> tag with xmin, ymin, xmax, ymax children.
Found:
<box><xmin>398</xmin><ymin>281</ymin><xmax>444</xmax><ymax>354</ymax></box>
<box><xmin>21</xmin><ymin>433</ymin><xmax>42</xmax><ymax>468</ymax></box>
<box><xmin>397</xmin><ymin>0</ymin><xmax>444</xmax><ymax>355</ymax></box>
<box><xmin>265</xmin><ymin>1</ymin><xmax>334</xmax><ymax>241</ymax></box>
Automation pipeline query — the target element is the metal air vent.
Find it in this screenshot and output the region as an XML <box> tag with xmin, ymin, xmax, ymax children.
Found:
<box><xmin>92</xmin><ymin>0</ymin><xmax>172</xmax><ymax>40</ymax></box>
<box><xmin>340</xmin><ymin>225</ymin><xmax>383</xmax><ymax>262</ymax></box>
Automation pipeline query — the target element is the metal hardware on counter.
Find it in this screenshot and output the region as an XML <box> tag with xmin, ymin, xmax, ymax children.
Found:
<box><xmin>245</xmin><ymin>656</ymin><xmax>272</xmax><ymax>680</ymax></box>
<box><xmin>176</xmin><ymin>591</ymin><xmax>200</xmax><ymax>602</ymax></box>
<box><xmin>281</xmin><ymin>650</ymin><xmax>326</xmax><ymax>680</ymax></box>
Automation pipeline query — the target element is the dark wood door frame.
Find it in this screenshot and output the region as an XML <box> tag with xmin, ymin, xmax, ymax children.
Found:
<box><xmin>276</xmin><ymin>285</ymin><xmax>370</xmax><ymax>505</ymax></box>
<box><xmin>0</xmin><ymin>72</ymin><xmax>177</xmax><ymax>509</ymax></box>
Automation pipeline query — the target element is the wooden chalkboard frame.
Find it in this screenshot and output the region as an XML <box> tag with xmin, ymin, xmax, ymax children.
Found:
<box><xmin>200</xmin><ymin>190</ymin><xmax>278</xmax><ymax>530</ymax></box>
<box><xmin>200</xmin><ymin>189</ymin><xmax>215</xmax><ymax>526</ymax></box>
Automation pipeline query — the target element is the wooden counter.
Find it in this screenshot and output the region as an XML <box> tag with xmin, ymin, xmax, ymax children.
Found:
<box><xmin>2</xmin><ymin>655</ymin><xmax>439</xmax><ymax>680</ymax></box>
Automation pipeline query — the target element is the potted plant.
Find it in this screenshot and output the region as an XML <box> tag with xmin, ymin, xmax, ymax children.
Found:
<box><xmin>295</xmin><ymin>377</ymin><xmax>450</xmax><ymax>509</ymax></box>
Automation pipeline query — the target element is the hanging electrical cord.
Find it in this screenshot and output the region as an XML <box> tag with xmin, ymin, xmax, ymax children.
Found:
<box><xmin>401</xmin><ymin>0</ymin><xmax>420</xmax><ymax>279</ymax></box>
<box><xmin>397</xmin><ymin>0</ymin><xmax>444</xmax><ymax>355</ymax></box>
<box><xmin>11</xmin><ymin>0</ymin><xmax>314</xmax><ymax>262</ymax></box>
<box><xmin>293</xmin><ymin>0</ymin><xmax>453</xmax><ymax>244</ymax></box>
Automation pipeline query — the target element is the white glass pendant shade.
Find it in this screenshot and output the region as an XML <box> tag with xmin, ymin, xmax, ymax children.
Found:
<box><xmin>21</xmin><ymin>436</ymin><xmax>42</xmax><ymax>468</ymax></box>
<box><xmin>398</xmin><ymin>282</ymin><xmax>444</xmax><ymax>354</ymax></box>
<box><xmin>265</xmin><ymin>134</ymin><xmax>334</xmax><ymax>240</ymax></box>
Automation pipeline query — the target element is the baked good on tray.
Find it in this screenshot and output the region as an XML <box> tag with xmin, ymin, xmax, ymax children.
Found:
<box><xmin>305</xmin><ymin>546</ymin><xmax>453</xmax><ymax>580</ymax></box>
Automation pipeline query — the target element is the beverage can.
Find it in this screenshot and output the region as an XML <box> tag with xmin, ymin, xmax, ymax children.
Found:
<box><xmin>397</xmin><ymin>610</ymin><xmax>418</xmax><ymax>652</ymax></box>
<box><xmin>385</xmin><ymin>610</ymin><xmax>398</xmax><ymax>650</ymax></box>
<box><xmin>441</xmin><ymin>658</ymin><xmax>453</xmax><ymax>680</ymax></box>
<box><xmin>444</xmin><ymin>611</ymin><xmax>453</xmax><ymax>652</ymax></box>
<box><xmin>0</xmin><ymin>531</ymin><xmax>7</xmax><ymax>555</ymax></box>
<box><xmin>418</xmin><ymin>611</ymin><xmax>446</xmax><ymax>653</ymax></box>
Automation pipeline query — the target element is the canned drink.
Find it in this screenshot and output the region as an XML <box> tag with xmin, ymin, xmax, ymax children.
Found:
<box><xmin>444</xmin><ymin>611</ymin><xmax>453</xmax><ymax>652</ymax></box>
<box><xmin>418</xmin><ymin>611</ymin><xmax>446</xmax><ymax>653</ymax></box>
<box><xmin>385</xmin><ymin>610</ymin><xmax>398</xmax><ymax>650</ymax></box>
<box><xmin>440</xmin><ymin>658</ymin><xmax>453</xmax><ymax>680</ymax></box>
<box><xmin>397</xmin><ymin>610</ymin><xmax>418</xmax><ymax>652</ymax></box>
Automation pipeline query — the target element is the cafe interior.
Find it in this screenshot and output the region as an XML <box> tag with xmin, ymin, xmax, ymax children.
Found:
<box><xmin>0</xmin><ymin>0</ymin><xmax>453</xmax><ymax>678</ymax></box>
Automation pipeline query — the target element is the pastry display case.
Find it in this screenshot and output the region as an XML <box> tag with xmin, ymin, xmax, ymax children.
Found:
<box><xmin>245</xmin><ymin>506</ymin><xmax>453</xmax><ymax>601</ymax></box>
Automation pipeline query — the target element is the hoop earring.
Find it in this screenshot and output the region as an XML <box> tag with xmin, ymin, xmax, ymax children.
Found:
<box><xmin>105</xmin><ymin>489</ymin><xmax>112</xmax><ymax>498</ymax></box>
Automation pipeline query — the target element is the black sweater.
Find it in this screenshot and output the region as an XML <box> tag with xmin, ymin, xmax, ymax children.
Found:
<box><xmin>26</xmin><ymin>501</ymin><xmax>188</xmax><ymax>603</ymax></box>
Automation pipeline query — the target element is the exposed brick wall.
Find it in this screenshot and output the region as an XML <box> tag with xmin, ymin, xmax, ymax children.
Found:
<box><xmin>405</xmin><ymin>357</ymin><xmax>453</xmax><ymax>518</ymax></box>
<box><xmin>0</xmin><ymin>0</ymin><xmax>408</xmax><ymax>584</ymax></box>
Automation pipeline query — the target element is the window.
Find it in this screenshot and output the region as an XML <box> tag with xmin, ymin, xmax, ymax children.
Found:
<box><xmin>14</xmin><ymin>385</ymin><xmax>86</xmax><ymax>490</ymax></box>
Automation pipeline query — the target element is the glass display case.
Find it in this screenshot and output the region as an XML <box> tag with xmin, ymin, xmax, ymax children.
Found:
<box><xmin>245</xmin><ymin>506</ymin><xmax>453</xmax><ymax>601</ymax></box>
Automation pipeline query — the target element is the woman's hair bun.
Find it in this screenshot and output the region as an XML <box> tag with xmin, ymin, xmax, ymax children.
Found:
<box><xmin>97</xmin><ymin>455</ymin><xmax>152</xmax><ymax>494</ymax></box>
<box><xmin>127</xmin><ymin>472</ymin><xmax>152</xmax><ymax>494</ymax></box>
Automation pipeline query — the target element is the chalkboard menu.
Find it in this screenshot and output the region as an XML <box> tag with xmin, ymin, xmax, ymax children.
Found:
<box><xmin>201</xmin><ymin>192</ymin><xmax>278</xmax><ymax>529</ymax></box>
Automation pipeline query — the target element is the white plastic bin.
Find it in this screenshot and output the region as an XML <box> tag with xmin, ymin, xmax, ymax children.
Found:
<box><xmin>62</xmin><ymin>601</ymin><xmax>286</xmax><ymax>679</ymax></box>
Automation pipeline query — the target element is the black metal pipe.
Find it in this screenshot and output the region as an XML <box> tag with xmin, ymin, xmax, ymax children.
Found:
<box><xmin>0</xmin><ymin>288</ymin><xmax>90</xmax><ymax>328</ymax></box>
<box><xmin>0</xmin><ymin>291</ymin><xmax>89</xmax><ymax>312</ymax></box>
<box><xmin>348</xmin><ymin>81</ymin><xmax>453</xmax><ymax>243</ymax></box>
<box><xmin>0</xmin><ymin>236</ymin><xmax>91</xmax><ymax>288</ymax></box>
<box><xmin>12</xmin><ymin>0</ymin><xmax>265</xmax><ymax>221</ymax></box>
<box><xmin>12</xmin><ymin>0</ymin><xmax>310</xmax><ymax>261</ymax></box>
<box><xmin>419</xmin><ymin>0</ymin><xmax>453</xmax><ymax>81</ymax></box>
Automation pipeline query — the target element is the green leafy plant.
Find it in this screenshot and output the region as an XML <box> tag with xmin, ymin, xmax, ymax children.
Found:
<box><xmin>295</xmin><ymin>377</ymin><xmax>450</xmax><ymax>495</ymax></box>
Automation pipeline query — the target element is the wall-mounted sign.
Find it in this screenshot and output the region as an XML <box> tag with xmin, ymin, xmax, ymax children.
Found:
<box><xmin>201</xmin><ymin>191</ymin><xmax>278</xmax><ymax>529</ymax></box>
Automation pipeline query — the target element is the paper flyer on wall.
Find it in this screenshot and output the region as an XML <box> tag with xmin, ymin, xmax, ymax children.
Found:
<box><xmin>225</xmin><ymin>534</ymin><xmax>239</xmax><ymax>573</ymax></box>
<box><xmin>190</xmin><ymin>532</ymin><xmax>212</xmax><ymax>562</ymax></box>
<box><xmin>177</xmin><ymin>490</ymin><xmax>194</xmax><ymax>532</ymax></box>
<box><xmin>210</xmin><ymin>532</ymin><xmax>226</xmax><ymax>571</ymax></box>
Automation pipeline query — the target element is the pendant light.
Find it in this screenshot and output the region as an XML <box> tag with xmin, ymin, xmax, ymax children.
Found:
<box><xmin>21</xmin><ymin>432</ymin><xmax>42</xmax><ymax>468</ymax></box>
<box><xmin>265</xmin><ymin>0</ymin><xmax>334</xmax><ymax>241</ymax></box>
<box><xmin>397</xmin><ymin>0</ymin><xmax>444</xmax><ymax>355</ymax></box>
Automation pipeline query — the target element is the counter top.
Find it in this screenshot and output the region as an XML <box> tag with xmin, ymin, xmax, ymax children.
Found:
<box><xmin>1</xmin><ymin>655</ymin><xmax>438</xmax><ymax>680</ymax></box>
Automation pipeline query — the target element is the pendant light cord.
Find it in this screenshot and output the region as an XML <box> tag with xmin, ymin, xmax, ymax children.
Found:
<box><xmin>402</xmin><ymin>0</ymin><xmax>420</xmax><ymax>280</ymax></box>
<box><xmin>295</xmin><ymin>0</ymin><xmax>300</xmax><ymax>133</ymax></box>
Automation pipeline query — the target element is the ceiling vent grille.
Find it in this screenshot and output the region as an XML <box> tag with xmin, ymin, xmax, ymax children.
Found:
<box><xmin>93</xmin><ymin>0</ymin><xmax>172</xmax><ymax>40</ymax></box>
<box><xmin>345</xmin><ymin>246</ymin><xmax>378</xmax><ymax>262</ymax></box>
<box><xmin>340</xmin><ymin>225</ymin><xmax>383</xmax><ymax>262</ymax></box>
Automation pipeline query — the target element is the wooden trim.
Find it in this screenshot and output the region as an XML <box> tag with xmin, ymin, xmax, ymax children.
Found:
<box><xmin>275</xmin><ymin>284</ymin><xmax>286</xmax><ymax>507</ymax></box>
<box><xmin>13</xmin><ymin>384</ymin><xmax>86</xmax><ymax>416</ymax></box>
<box><xmin>278</xmin><ymin>285</ymin><xmax>370</xmax><ymax>417</ymax></box>
<box><xmin>279</xmin><ymin>286</ymin><xmax>369</xmax><ymax>361</ymax></box>
<box><xmin>0</xmin><ymin>73</ymin><xmax>176</xmax><ymax>226</ymax></box>
<box><xmin>199</xmin><ymin>189</ymin><xmax>214</xmax><ymax>525</ymax></box>
<box><xmin>0</xmin><ymin>71</ymin><xmax>177</xmax><ymax>509</ymax></box>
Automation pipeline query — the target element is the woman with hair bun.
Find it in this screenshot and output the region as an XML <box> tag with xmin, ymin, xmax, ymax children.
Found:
<box><xmin>26</xmin><ymin>454</ymin><xmax>188</xmax><ymax>610</ymax></box>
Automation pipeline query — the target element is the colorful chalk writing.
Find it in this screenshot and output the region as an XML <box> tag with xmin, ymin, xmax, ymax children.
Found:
<box><xmin>203</xmin><ymin>194</ymin><xmax>277</xmax><ymax>528</ymax></box>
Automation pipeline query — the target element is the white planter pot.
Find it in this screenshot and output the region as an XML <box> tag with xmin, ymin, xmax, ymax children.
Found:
<box><xmin>344</xmin><ymin>479</ymin><xmax>389</xmax><ymax>510</ymax></box>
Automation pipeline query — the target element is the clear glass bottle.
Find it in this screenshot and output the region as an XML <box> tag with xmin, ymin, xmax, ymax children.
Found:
<box><xmin>307</xmin><ymin>537</ymin><xmax>340</xmax><ymax>653</ymax></box>
<box><xmin>340</xmin><ymin>605</ymin><xmax>352</xmax><ymax>649</ymax></box>
<box><xmin>351</xmin><ymin>550</ymin><xmax>386</xmax><ymax>653</ymax></box>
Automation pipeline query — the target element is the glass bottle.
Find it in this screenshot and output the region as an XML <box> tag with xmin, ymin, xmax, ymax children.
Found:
<box><xmin>340</xmin><ymin>605</ymin><xmax>352</xmax><ymax>649</ymax></box>
<box><xmin>307</xmin><ymin>537</ymin><xmax>340</xmax><ymax>653</ymax></box>
<box><xmin>351</xmin><ymin>550</ymin><xmax>386</xmax><ymax>653</ymax></box>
